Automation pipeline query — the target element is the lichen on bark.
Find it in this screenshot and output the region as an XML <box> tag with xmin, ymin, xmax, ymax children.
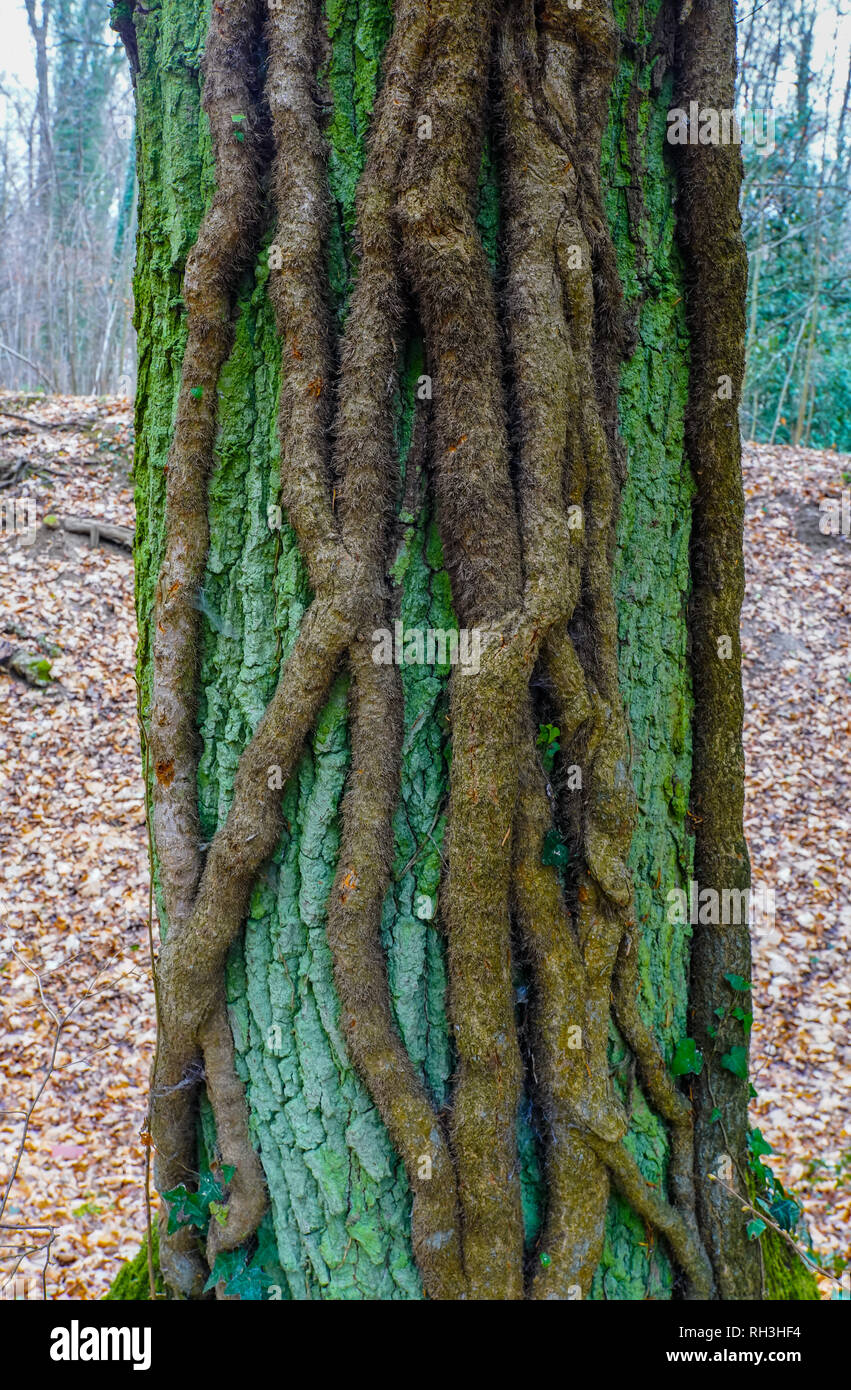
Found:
<box><xmin>125</xmin><ymin>0</ymin><xmax>775</xmax><ymax>1301</ymax></box>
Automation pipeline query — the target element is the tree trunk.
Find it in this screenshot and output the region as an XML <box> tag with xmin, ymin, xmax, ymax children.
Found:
<box><xmin>124</xmin><ymin>0</ymin><xmax>807</xmax><ymax>1300</ymax></box>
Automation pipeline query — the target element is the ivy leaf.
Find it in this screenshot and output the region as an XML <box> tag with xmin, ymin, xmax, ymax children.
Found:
<box><xmin>198</xmin><ymin>1168</ymin><xmax>225</xmax><ymax>1205</ymax></box>
<box><xmin>220</xmin><ymin>1164</ymin><xmax>236</xmax><ymax>1186</ymax></box>
<box><xmin>748</xmin><ymin>1128</ymin><xmax>773</xmax><ymax>1158</ymax></box>
<box><xmin>204</xmin><ymin>1248</ymin><xmax>245</xmax><ymax>1294</ymax></box>
<box><xmin>231</xmin><ymin>113</ymin><xmax>246</xmax><ymax>122</ymax></box>
<box><xmin>208</xmin><ymin>1201</ymin><xmax>228</xmax><ymax>1227</ymax></box>
<box><xmin>732</xmin><ymin>1006</ymin><xmax>753</xmax><ymax>1037</ymax></box>
<box><xmin>204</xmin><ymin>1246</ymin><xmax>272</xmax><ymax>1300</ymax></box>
<box><xmin>536</xmin><ymin>724</ymin><xmax>561</xmax><ymax>772</ymax></box>
<box><xmin>724</xmin><ymin>972</ymin><xmax>752</xmax><ymax>992</ymax></box>
<box><xmin>190</xmin><ymin>385</ymin><xmax>203</xmax><ymax>400</ymax></box>
<box><xmin>770</xmin><ymin>1197</ymin><xmax>800</xmax><ymax>1232</ymax></box>
<box><xmin>709</xmin><ymin>1107</ymin><xmax>722</xmax><ymax>1123</ymax></box>
<box><xmin>223</xmin><ymin>1260</ymin><xmax>267</xmax><ymax>1300</ymax></box>
<box><xmin>746</xmin><ymin>1218</ymin><xmax>766</xmax><ymax>1240</ymax></box>
<box><xmin>256</xmin><ymin>1220</ymin><xmax>280</xmax><ymax>1270</ymax></box>
<box><xmin>536</xmin><ymin>723</ymin><xmax>559</xmax><ymax>749</ymax></box>
<box><xmin>162</xmin><ymin>1185</ymin><xmax>209</xmax><ymax>1234</ymax></box>
<box><xmin>671</xmin><ymin>1037</ymin><xmax>703</xmax><ymax>1076</ymax></box>
<box><xmin>541</xmin><ymin>828</ymin><xmax>569</xmax><ymax>868</ymax></box>
<box><xmin>721</xmin><ymin>1045</ymin><xmax>748</xmax><ymax>1079</ymax></box>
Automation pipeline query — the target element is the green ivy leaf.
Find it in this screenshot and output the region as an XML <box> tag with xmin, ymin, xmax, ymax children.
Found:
<box><xmin>671</xmin><ymin>1037</ymin><xmax>703</xmax><ymax>1076</ymax></box>
<box><xmin>721</xmin><ymin>1045</ymin><xmax>748</xmax><ymax>1079</ymax></box>
<box><xmin>198</xmin><ymin>1169</ymin><xmax>225</xmax><ymax>1205</ymax></box>
<box><xmin>724</xmin><ymin>972</ymin><xmax>752</xmax><ymax>992</ymax></box>
<box><xmin>190</xmin><ymin>386</ymin><xmax>203</xmax><ymax>400</ymax></box>
<box><xmin>709</xmin><ymin>1107</ymin><xmax>722</xmax><ymax>1123</ymax></box>
<box><xmin>256</xmin><ymin>1220</ymin><xmax>279</xmax><ymax>1270</ymax></box>
<box><xmin>770</xmin><ymin>1197</ymin><xmax>800</xmax><ymax>1232</ymax></box>
<box><xmin>208</xmin><ymin>1201</ymin><xmax>228</xmax><ymax>1227</ymax></box>
<box><xmin>541</xmin><ymin>828</ymin><xmax>569</xmax><ymax>868</ymax></box>
<box><xmin>204</xmin><ymin>1248</ymin><xmax>245</xmax><ymax>1293</ymax></box>
<box><xmin>750</xmin><ymin>1158</ymin><xmax>772</xmax><ymax>1190</ymax></box>
<box><xmin>162</xmin><ymin>1185</ymin><xmax>209</xmax><ymax>1234</ymax></box>
<box><xmin>732</xmin><ymin>1006</ymin><xmax>753</xmax><ymax>1037</ymax></box>
<box><xmin>746</xmin><ymin>1218</ymin><xmax>766</xmax><ymax>1240</ymax></box>
<box><xmin>223</xmin><ymin>1260</ymin><xmax>267</xmax><ymax>1300</ymax></box>
<box><xmin>204</xmin><ymin>1245</ymin><xmax>274</xmax><ymax>1300</ymax></box>
<box><xmin>536</xmin><ymin>724</ymin><xmax>560</xmax><ymax>772</ymax></box>
<box><xmin>748</xmin><ymin>1128</ymin><xmax>773</xmax><ymax>1158</ymax></box>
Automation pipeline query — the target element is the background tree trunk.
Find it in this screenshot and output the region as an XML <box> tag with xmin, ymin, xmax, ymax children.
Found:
<box><xmin>127</xmin><ymin>0</ymin><xmax>812</xmax><ymax>1299</ymax></box>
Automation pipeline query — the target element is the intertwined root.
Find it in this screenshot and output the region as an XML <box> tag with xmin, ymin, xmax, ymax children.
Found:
<box><xmin>146</xmin><ymin>0</ymin><xmax>742</xmax><ymax>1301</ymax></box>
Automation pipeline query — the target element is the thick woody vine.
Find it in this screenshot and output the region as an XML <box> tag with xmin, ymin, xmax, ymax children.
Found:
<box><xmin>140</xmin><ymin>0</ymin><xmax>748</xmax><ymax>1299</ymax></box>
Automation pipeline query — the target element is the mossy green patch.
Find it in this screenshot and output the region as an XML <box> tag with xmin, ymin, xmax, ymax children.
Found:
<box><xmin>133</xmin><ymin>0</ymin><xmax>703</xmax><ymax>1299</ymax></box>
<box><xmin>590</xmin><ymin>0</ymin><xmax>695</xmax><ymax>1300</ymax></box>
<box><xmin>104</xmin><ymin>1226</ymin><xmax>165</xmax><ymax>1301</ymax></box>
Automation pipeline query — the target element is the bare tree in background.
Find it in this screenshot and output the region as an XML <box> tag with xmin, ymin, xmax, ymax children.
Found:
<box><xmin>739</xmin><ymin>0</ymin><xmax>851</xmax><ymax>450</ymax></box>
<box><xmin>0</xmin><ymin>0</ymin><xmax>135</xmax><ymax>395</ymax></box>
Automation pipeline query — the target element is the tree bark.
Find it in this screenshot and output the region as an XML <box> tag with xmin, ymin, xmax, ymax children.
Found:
<box><xmin>125</xmin><ymin>0</ymin><xmax>805</xmax><ymax>1300</ymax></box>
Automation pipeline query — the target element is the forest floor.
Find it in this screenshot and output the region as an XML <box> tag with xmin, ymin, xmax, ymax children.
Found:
<box><xmin>0</xmin><ymin>393</ymin><xmax>848</xmax><ymax>1300</ymax></box>
<box><xmin>741</xmin><ymin>441</ymin><xmax>851</xmax><ymax>1295</ymax></box>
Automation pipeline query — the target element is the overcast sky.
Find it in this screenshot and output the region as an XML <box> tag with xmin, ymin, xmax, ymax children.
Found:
<box><xmin>2</xmin><ymin>1</ymin><xmax>37</xmax><ymax>90</ymax></box>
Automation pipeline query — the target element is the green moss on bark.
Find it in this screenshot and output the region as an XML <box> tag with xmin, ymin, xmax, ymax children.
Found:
<box><xmin>104</xmin><ymin>1227</ymin><xmax>165</xmax><ymax>1301</ymax></box>
<box><xmin>131</xmin><ymin>0</ymin><xmax>748</xmax><ymax>1299</ymax></box>
<box><xmin>589</xmin><ymin>0</ymin><xmax>695</xmax><ymax>1300</ymax></box>
<box><xmin>192</xmin><ymin>0</ymin><xmax>427</xmax><ymax>1297</ymax></box>
<box><xmin>133</xmin><ymin>0</ymin><xmax>212</xmax><ymax>709</ymax></box>
<box><xmin>761</xmin><ymin>1231</ymin><xmax>821</xmax><ymax>1302</ymax></box>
